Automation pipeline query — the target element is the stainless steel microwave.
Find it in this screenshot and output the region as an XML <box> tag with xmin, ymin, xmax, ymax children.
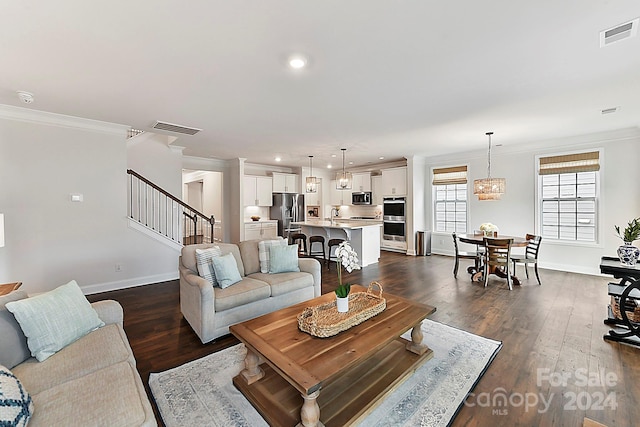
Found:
<box><xmin>352</xmin><ymin>192</ymin><xmax>372</xmax><ymax>205</ymax></box>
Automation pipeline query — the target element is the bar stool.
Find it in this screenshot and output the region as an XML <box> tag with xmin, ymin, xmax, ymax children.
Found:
<box><xmin>308</xmin><ymin>235</ymin><xmax>326</xmax><ymax>263</ymax></box>
<box><xmin>327</xmin><ymin>238</ymin><xmax>345</xmax><ymax>270</ymax></box>
<box><xmin>290</xmin><ymin>233</ymin><xmax>308</xmax><ymax>256</ymax></box>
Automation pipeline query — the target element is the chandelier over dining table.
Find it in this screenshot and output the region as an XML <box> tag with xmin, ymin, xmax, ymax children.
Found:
<box><xmin>473</xmin><ymin>132</ymin><xmax>506</xmax><ymax>200</ymax></box>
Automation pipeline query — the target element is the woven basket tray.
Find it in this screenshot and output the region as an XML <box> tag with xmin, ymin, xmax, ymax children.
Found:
<box><xmin>297</xmin><ymin>282</ymin><xmax>386</xmax><ymax>338</ymax></box>
<box><xmin>611</xmin><ymin>295</ymin><xmax>640</xmax><ymax>323</ymax></box>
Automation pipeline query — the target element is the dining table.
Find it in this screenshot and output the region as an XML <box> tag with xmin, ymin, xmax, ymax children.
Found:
<box><xmin>457</xmin><ymin>233</ymin><xmax>529</xmax><ymax>286</ymax></box>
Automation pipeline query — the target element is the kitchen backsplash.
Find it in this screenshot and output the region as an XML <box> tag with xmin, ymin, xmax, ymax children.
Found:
<box><xmin>333</xmin><ymin>205</ymin><xmax>382</xmax><ymax>219</ymax></box>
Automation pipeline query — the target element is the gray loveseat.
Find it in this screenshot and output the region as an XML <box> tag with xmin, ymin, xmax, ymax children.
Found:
<box><xmin>180</xmin><ymin>240</ymin><xmax>322</xmax><ymax>343</ymax></box>
<box><xmin>1</xmin><ymin>290</ymin><xmax>156</xmax><ymax>427</ymax></box>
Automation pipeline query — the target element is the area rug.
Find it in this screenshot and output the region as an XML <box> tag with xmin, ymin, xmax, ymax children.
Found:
<box><xmin>149</xmin><ymin>319</ymin><xmax>502</xmax><ymax>427</ymax></box>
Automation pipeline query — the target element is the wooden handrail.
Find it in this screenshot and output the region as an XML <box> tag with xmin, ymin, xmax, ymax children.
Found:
<box><xmin>127</xmin><ymin>169</ymin><xmax>214</xmax><ymax>225</ymax></box>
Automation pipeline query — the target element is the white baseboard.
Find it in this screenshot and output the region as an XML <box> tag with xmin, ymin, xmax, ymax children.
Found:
<box><xmin>82</xmin><ymin>272</ymin><xmax>179</xmax><ymax>295</ymax></box>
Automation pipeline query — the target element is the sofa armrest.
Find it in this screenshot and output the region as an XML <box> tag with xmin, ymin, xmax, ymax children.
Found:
<box><xmin>91</xmin><ymin>300</ymin><xmax>124</xmax><ymax>325</ymax></box>
<box><xmin>179</xmin><ymin>262</ymin><xmax>216</xmax><ymax>343</ymax></box>
<box><xmin>298</xmin><ymin>258</ymin><xmax>322</xmax><ymax>297</ymax></box>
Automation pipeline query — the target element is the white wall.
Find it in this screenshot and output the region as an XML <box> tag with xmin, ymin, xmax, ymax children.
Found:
<box><xmin>425</xmin><ymin>128</ymin><xmax>640</xmax><ymax>275</ymax></box>
<box><xmin>0</xmin><ymin>106</ymin><xmax>182</xmax><ymax>294</ymax></box>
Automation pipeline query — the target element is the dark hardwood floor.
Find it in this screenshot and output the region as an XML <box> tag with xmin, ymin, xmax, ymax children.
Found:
<box><xmin>88</xmin><ymin>251</ymin><xmax>639</xmax><ymax>427</ymax></box>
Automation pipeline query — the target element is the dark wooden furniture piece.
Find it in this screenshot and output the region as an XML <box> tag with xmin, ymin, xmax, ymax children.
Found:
<box><xmin>458</xmin><ymin>234</ymin><xmax>528</xmax><ymax>286</ymax></box>
<box><xmin>308</xmin><ymin>235</ymin><xmax>326</xmax><ymax>263</ymax></box>
<box><xmin>0</xmin><ymin>281</ymin><xmax>22</xmax><ymax>296</ymax></box>
<box><xmin>452</xmin><ymin>232</ymin><xmax>481</xmax><ymax>278</ymax></box>
<box><xmin>600</xmin><ymin>256</ymin><xmax>640</xmax><ymax>347</ymax></box>
<box><xmin>326</xmin><ymin>238</ymin><xmax>345</xmax><ymax>270</ymax></box>
<box><xmin>483</xmin><ymin>237</ymin><xmax>514</xmax><ymax>290</ymax></box>
<box><xmin>230</xmin><ymin>285</ymin><xmax>436</xmax><ymax>427</ymax></box>
<box><xmin>290</xmin><ymin>232</ymin><xmax>308</xmax><ymax>256</ymax></box>
<box><xmin>510</xmin><ymin>234</ymin><xmax>542</xmax><ymax>285</ymax></box>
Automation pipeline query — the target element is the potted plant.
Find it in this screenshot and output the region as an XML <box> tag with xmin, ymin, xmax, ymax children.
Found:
<box><xmin>334</xmin><ymin>242</ymin><xmax>361</xmax><ymax>312</ymax></box>
<box><xmin>615</xmin><ymin>218</ymin><xmax>640</xmax><ymax>265</ymax></box>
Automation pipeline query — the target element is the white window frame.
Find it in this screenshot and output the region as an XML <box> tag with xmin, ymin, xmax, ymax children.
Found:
<box><xmin>432</xmin><ymin>165</ymin><xmax>469</xmax><ymax>234</ymax></box>
<box><xmin>535</xmin><ymin>149</ymin><xmax>603</xmax><ymax>247</ymax></box>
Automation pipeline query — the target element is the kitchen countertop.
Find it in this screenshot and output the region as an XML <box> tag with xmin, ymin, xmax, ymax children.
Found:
<box><xmin>292</xmin><ymin>220</ymin><xmax>382</xmax><ymax>230</ymax></box>
<box><xmin>244</xmin><ymin>219</ymin><xmax>278</xmax><ymax>224</ymax></box>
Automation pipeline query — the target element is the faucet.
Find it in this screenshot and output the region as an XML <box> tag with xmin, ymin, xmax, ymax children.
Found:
<box><xmin>330</xmin><ymin>207</ymin><xmax>339</xmax><ymax>224</ymax></box>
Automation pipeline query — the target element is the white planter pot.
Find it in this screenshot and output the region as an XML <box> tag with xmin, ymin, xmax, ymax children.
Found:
<box><xmin>336</xmin><ymin>296</ymin><xmax>349</xmax><ymax>313</ymax></box>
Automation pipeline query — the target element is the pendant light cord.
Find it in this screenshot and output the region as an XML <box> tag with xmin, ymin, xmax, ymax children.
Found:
<box><xmin>486</xmin><ymin>132</ymin><xmax>493</xmax><ymax>179</ymax></box>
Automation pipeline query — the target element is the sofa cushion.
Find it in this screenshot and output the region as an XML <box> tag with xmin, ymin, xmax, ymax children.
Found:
<box><xmin>6</xmin><ymin>280</ymin><xmax>105</xmax><ymax>362</ymax></box>
<box><xmin>195</xmin><ymin>246</ymin><xmax>222</xmax><ymax>286</ymax></box>
<box><xmin>0</xmin><ymin>291</ymin><xmax>30</xmax><ymax>369</ymax></box>
<box><xmin>238</xmin><ymin>239</ymin><xmax>262</xmax><ymax>275</ymax></box>
<box><xmin>257</xmin><ymin>239</ymin><xmax>288</xmax><ymax>273</ymax></box>
<box><xmin>212</xmin><ymin>253</ymin><xmax>243</xmax><ymax>289</ymax></box>
<box><xmin>214</xmin><ymin>277</ymin><xmax>271</xmax><ymax>312</ymax></box>
<box><xmin>0</xmin><ymin>364</ymin><xmax>34</xmax><ymax>427</ymax></box>
<box><xmin>247</xmin><ymin>271</ymin><xmax>314</xmax><ymax>297</ymax></box>
<box><xmin>12</xmin><ymin>324</ymin><xmax>132</xmax><ymax>395</ymax></box>
<box><xmin>269</xmin><ymin>245</ymin><xmax>301</xmax><ymax>274</ymax></box>
<box><xmin>28</xmin><ymin>361</ymin><xmax>148</xmax><ymax>427</ymax></box>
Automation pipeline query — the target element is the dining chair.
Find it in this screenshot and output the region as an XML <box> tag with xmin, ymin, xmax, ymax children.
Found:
<box><xmin>511</xmin><ymin>234</ymin><xmax>542</xmax><ymax>285</ymax></box>
<box><xmin>452</xmin><ymin>232</ymin><xmax>481</xmax><ymax>279</ymax></box>
<box><xmin>483</xmin><ymin>237</ymin><xmax>514</xmax><ymax>290</ymax></box>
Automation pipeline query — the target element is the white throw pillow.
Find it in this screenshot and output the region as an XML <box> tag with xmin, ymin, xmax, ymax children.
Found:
<box><xmin>258</xmin><ymin>238</ymin><xmax>287</xmax><ymax>273</ymax></box>
<box><xmin>5</xmin><ymin>280</ymin><xmax>105</xmax><ymax>362</ymax></box>
<box><xmin>195</xmin><ymin>246</ymin><xmax>222</xmax><ymax>286</ymax></box>
<box><xmin>0</xmin><ymin>364</ymin><xmax>34</xmax><ymax>427</ymax></box>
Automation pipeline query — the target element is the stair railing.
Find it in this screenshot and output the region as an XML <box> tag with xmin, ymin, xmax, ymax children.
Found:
<box><xmin>127</xmin><ymin>169</ymin><xmax>215</xmax><ymax>245</ymax></box>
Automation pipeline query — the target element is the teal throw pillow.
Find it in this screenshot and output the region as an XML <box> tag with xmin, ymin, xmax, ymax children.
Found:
<box><xmin>269</xmin><ymin>244</ymin><xmax>301</xmax><ymax>274</ymax></box>
<box><xmin>5</xmin><ymin>280</ymin><xmax>105</xmax><ymax>362</ymax></box>
<box><xmin>211</xmin><ymin>252</ymin><xmax>243</xmax><ymax>289</ymax></box>
<box><xmin>0</xmin><ymin>364</ymin><xmax>34</xmax><ymax>426</ymax></box>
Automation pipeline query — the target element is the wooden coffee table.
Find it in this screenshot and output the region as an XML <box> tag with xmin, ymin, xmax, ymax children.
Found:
<box><xmin>230</xmin><ymin>285</ymin><xmax>436</xmax><ymax>427</ymax></box>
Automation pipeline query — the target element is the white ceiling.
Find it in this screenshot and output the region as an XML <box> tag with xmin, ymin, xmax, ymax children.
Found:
<box><xmin>1</xmin><ymin>1</ymin><xmax>639</xmax><ymax>169</ymax></box>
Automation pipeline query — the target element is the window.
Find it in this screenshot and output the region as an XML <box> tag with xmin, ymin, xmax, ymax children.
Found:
<box><xmin>433</xmin><ymin>166</ymin><xmax>467</xmax><ymax>233</ymax></box>
<box><xmin>538</xmin><ymin>151</ymin><xmax>600</xmax><ymax>243</ymax></box>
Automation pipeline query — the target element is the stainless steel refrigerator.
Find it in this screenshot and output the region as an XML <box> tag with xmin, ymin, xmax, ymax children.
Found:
<box><xmin>270</xmin><ymin>193</ymin><xmax>305</xmax><ymax>237</ymax></box>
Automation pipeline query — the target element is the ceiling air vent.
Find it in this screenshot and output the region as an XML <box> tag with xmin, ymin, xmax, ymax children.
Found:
<box><xmin>152</xmin><ymin>121</ymin><xmax>202</xmax><ymax>135</ymax></box>
<box><xmin>600</xmin><ymin>18</ymin><xmax>639</xmax><ymax>47</ymax></box>
<box><xmin>601</xmin><ymin>107</ymin><xmax>619</xmax><ymax>115</ymax></box>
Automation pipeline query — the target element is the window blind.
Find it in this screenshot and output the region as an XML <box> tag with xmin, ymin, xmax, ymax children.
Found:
<box><xmin>539</xmin><ymin>151</ymin><xmax>600</xmax><ymax>175</ymax></box>
<box><xmin>432</xmin><ymin>165</ymin><xmax>467</xmax><ymax>185</ymax></box>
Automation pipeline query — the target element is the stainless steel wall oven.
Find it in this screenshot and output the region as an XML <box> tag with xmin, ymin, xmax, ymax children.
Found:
<box><xmin>382</xmin><ymin>197</ymin><xmax>406</xmax><ymax>241</ymax></box>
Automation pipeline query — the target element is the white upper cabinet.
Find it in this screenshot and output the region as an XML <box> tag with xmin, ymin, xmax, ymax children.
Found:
<box><xmin>330</xmin><ymin>180</ymin><xmax>347</xmax><ymax>206</ymax></box>
<box><xmin>371</xmin><ymin>175</ymin><xmax>383</xmax><ymax>205</ymax></box>
<box><xmin>272</xmin><ymin>172</ymin><xmax>299</xmax><ymax>193</ymax></box>
<box><xmin>352</xmin><ymin>172</ymin><xmax>372</xmax><ymax>192</ymax></box>
<box><xmin>243</xmin><ymin>176</ymin><xmax>273</xmax><ymax>206</ymax></box>
<box><xmin>380</xmin><ymin>167</ymin><xmax>407</xmax><ymax>196</ymax></box>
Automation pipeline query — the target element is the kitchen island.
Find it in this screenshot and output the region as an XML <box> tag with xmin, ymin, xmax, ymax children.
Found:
<box><xmin>291</xmin><ymin>220</ymin><xmax>382</xmax><ymax>267</ymax></box>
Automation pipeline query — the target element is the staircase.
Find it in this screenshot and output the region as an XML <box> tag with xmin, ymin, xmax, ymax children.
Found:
<box><xmin>127</xmin><ymin>169</ymin><xmax>217</xmax><ymax>248</ymax></box>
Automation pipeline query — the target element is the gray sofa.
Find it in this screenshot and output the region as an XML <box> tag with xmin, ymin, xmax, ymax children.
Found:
<box><xmin>1</xmin><ymin>290</ymin><xmax>156</xmax><ymax>427</ymax></box>
<box><xmin>180</xmin><ymin>240</ymin><xmax>322</xmax><ymax>343</ymax></box>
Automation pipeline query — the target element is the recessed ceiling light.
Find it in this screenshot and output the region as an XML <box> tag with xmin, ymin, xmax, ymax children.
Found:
<box><xmin>327</xmin><ymin>164</ymin><xmax>333</xmax><ymax>169</ymax></box>
<box><xmin>331</xmin><ymin>154</ymin><xmax>337</xmax><ymax>158</ymax></box>
<box><xmin>379</xmin><ymin>156</ymin><xmax>385</xmax><ymax>160</ymax></box>
<box><xmin>288</xmin><ymin>55</ymin><xmax>307</xmax><ymax>70</ymax></box>
<box><xmin>275</xmin><ymin>157</ymin><xmax>281</xmax><ymax>162</ymax></box>
<box><xmin>349</xmin><ymin>161</ymin><xmax>354</xmax><ymax>165</ymax></box>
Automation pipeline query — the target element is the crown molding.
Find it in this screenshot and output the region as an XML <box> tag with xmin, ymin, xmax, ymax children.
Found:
<box><xmin>0</xmin><ymin>104</ymin><xmax>129</xmax><ymax>136</ymax></box>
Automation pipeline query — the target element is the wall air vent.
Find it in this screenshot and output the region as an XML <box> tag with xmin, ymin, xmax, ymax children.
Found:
<box><xmin>152</xmin><ymin>121</ymin><xmax>202</xmax><ymax>135</ymax></box>
<box><xmin>600</xmin><ymin>18</ymin><xmax>639</xmax><ymax>47</ymax></box>
<box><xmin>601</xmin><ymin>107</ymin><xmax>619</xmax><ymax>115</ymax></box>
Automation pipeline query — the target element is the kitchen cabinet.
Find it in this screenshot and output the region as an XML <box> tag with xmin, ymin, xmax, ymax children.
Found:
<box><xmin>272</xmin><ymin>172</ymin><xmax>299</xmax><ymax>193</ymax></box>
<box><xmin>243</xmin><ymin>176</ymin><xmax>273</xmax><ymax>206</ymax></box>
<box><xmin>371</xmin><ymin>175</ymin><xmax>383</xmax><ymax>205</ymax></box>
<box><xmin>305</xmin><ymin>178</ymin><xmax>322</xmax><ymax>206</ymax></box>
<box><xmin>352</xmin><ymin>172</ymin><xmax>371</xmax><ymax>192</ymax></box>
<box><xmin>330</xmin><ymin>180</ymin><xmax>347</xmax><ymax>206</ymax></box>
<box><xmin>381</xmin><ymin>167</ymin><xmax>407</xmax><ymax>196</ymax></box>
<box><xmin>244</xmin><ymin>221</ymin><xmax>277</xmax><ymax>240</ymax></box>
